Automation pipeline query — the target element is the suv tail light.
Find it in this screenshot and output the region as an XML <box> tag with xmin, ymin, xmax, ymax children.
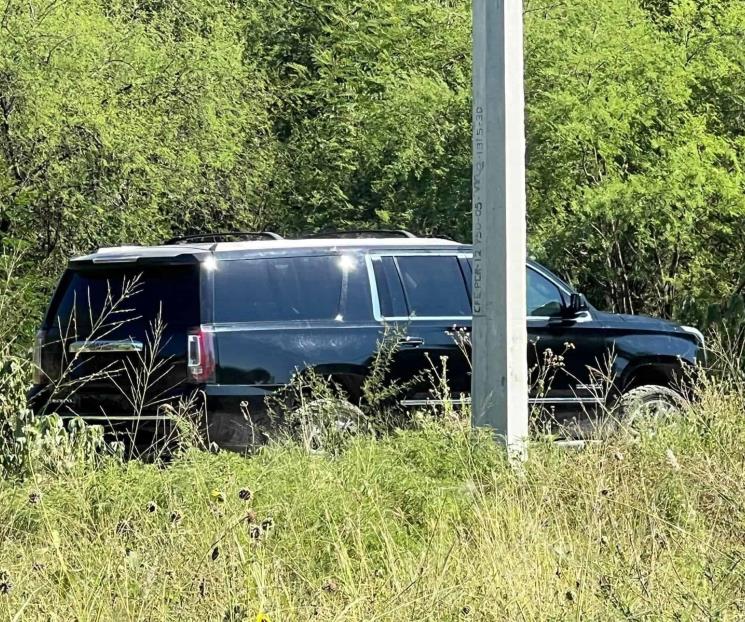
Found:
<box><xmin>187</xmin><ymin>327</ymin><xmax>216</xmax><ymax>383</ymax></box>
<box><xmin>32</xmin><ymin>330</ymin><xmax>47</xmax><ymax>385</ymax></box>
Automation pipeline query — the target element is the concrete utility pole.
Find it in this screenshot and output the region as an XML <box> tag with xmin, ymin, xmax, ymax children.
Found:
<box><xmin>471</xmin><ymin>0</ymin><xmax>529</xmax><ymax>457</ymax></box>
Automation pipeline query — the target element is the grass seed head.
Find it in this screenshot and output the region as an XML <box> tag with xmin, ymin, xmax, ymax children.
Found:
<box><xmin>665</xmin><ymin>448</ymin><xmax>681</xmax><ymax>471</ymax></box>
<box><xmin>0</xmin><ymin>571</ymin><xmax>11</xmax><ymax>595</ymax></box>
<box><xmin>116</xmin><ymin>520</ymin><xmax>133</xmax><ymax>536</ymax></box>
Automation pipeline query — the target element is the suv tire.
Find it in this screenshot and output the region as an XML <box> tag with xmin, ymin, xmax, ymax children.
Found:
<box><xmin>618</xmin><ymin>384</ymin><xmax>686</xmax><ymax>426</ymax></box>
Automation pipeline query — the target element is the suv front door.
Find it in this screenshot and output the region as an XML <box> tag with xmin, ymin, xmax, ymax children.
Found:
<box><xmin>526</xmin><ymin>266</ymin><xmax>607</xmax><ymax>418</ymax></box>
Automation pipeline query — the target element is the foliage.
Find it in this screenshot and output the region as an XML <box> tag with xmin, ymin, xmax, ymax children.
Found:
<box><xmin>0</xmin><ymin>383</ymin><xmax>743</xmax><ymax>619</ymax></box>
<box><xmin>525</xmin><ymin>0</ymin><xmax>745</xmax><ymax>319</ymax></box>
<box><xmin>0</xmin><ymin>0</ymin><xmax>744</xmax><ymax>333</ymax></box>
<box><xmin>0</xmin><ymin>351</ymin><xmax>107</xmax><ymax>478</ymax></box>
<box><xmin>0</xmin><ymin>0</ymin><xmax>276</xmax><ymax>263</ymax></box>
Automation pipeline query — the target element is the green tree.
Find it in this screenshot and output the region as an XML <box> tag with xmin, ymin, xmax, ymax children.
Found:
<box><xmin>241</xmin><ymin>0</ymin><xmax>472</xmax><ymax>237</ymax></box>
<box><xmin>1</xmin><ymin>0</ymin><xmax>744</xmax><ymax>330</ymax></box>
<box><xmin>0</xmin><ymin>0</ymin><xmax>277</xmax><ymax>264</ymax></box>
<box><xmin>525</xmin><ymin>0</ymin><xmax>745</xmax><ymax>319</ymax></box>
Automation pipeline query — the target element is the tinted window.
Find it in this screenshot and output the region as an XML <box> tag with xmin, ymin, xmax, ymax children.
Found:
<box><xmin>48</xmin><ymin>266</ymin><xmax>200</xmax><ymax>335</ymax></box>
<box><xmin>395</xmin><ymin>256</ymin><xmax>470</xmax><ymax>317</ymax></box>
<box><xmin>372</xmin><ymin>256</ymin><xmax>408</xmax><ymax>318</ymax></box>
<box><xmin>527</xmin><ymin>269</ymin><xmax>564</xmax><ymax>317</ymax></box>
<box><xmin>214</xmin><ymin>255</ymin><xmax>370</xmax><ymax>323</ymax></box>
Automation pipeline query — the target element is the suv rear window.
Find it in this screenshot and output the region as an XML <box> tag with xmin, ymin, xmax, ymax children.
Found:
<box><xmin>213</xmin><ymin>255</ymin><xmax>371</xmax><ymax>323</ymax></box>
<box><xmin>47</xmin><ymin>265</ymin><xmax>200</xmax><ymax>335</ymax></box>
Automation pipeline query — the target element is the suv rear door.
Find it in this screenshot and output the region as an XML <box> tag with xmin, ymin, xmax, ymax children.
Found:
<box><xmin>35</xmin><ymin>262</ymin><xmax>201</xmax><ymax>418</ymax></box>
<box><xmin>208</xmin><ymin>252</ymin><xmax>379</xmax><ymax>404</ymax></box>
<box><xmin>368</xmin><ymin>252</ymin><xmax>472</xmax><ymax>404</ymax></box>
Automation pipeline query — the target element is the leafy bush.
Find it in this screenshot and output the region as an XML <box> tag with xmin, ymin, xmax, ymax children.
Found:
<box><xmin>0</xmin><ymin>349</ymin><xmax>108</xmax><ymax>479</ymax></box>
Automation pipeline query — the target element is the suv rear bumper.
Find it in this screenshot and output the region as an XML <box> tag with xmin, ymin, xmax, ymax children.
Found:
<box><xmin>27</xmin><ymin>383</ymin><xmax>271</xmax><ymax>424</ymax></box>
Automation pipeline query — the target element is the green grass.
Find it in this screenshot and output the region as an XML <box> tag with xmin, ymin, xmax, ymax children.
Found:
<box><xmin>1</xmin><ymin>391</ymin><xmax>744</xmax><ymax>621</ymax></box>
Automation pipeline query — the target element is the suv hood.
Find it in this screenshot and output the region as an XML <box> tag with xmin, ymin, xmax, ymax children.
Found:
<box><xmin>592</xmin><ymin>310</ymin><xmax>686</xmax><ymax>333</ymax></box>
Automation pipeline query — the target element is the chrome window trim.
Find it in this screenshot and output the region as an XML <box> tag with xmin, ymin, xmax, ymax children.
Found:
<box><xmin>378</xmin><ymin>316</ymin><xmax>472</xmax><ymax>322</ymax></box>
<box><xmin>365</xmin><ymin>254</ymin><xmax>383</xmax><ymax>321</ymax></box>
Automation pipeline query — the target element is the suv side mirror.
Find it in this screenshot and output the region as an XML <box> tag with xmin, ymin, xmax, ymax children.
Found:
<box><xmin>564</xmin><ymin>293</ymin><xmax>588</xmax><ymax>317</ymax></box>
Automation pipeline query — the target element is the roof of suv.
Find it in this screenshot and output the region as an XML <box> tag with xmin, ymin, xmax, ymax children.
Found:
<box><xmin>71</xmin><ymin>237</ymin><xmax>468</xmax><ymax>264</ymax></box>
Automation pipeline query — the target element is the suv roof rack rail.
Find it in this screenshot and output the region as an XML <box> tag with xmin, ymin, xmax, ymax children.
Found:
<box><xmin>304</xmin><ymin>229</ymin><xmax>417</xmax><ymax>239</ymax></box>
<box><xmin>164</xmin><ymin>232</ymin><xmax>284</xmax><ymax>245</ymax></box>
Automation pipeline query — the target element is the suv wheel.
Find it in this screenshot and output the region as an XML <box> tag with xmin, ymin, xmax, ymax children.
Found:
<box><xmin>292</xmin><ymin>398</ymin><xmax>365</xmax><ymax>453</ymax></box>
<box><xmin>618</xmin><ymin>384</ymin><xmax>686</xmax><ymax>428</ymax></box>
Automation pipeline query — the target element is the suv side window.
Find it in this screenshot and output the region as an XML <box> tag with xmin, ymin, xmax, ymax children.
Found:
<box><xmin>214</xmin><ymin>254</ymin><xmax>370</xmax><ymax>323</ymax></box>
<box><xmin>393</xmin><ymin>255</ymin><xmax>471</xmax><ymax>318</ymax></box>
<box><xmin>371</xmin><ymin>256</ymin><xmax>408</xmax><ymax>318</ymax></box>
<box><xmin>527</xmin><ymin>268</ymin><xmax>564</xmax><ymax>317</ymax></box>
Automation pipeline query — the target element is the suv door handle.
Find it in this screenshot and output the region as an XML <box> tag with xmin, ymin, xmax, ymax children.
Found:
<box><xmin>397</xmin><ymin>337</ymin><xmax>424</xmax><ymax>348</ymax></box>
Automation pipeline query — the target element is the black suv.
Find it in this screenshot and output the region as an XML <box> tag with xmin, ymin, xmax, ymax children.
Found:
<box><xmin>29</xmin><ymin>232</ymin><xmax>704</xmax><ymax>448</ymax></box>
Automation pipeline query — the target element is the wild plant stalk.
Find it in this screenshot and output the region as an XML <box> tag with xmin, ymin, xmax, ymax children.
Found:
<box><xmin>36</xmin><ymin>275</ymin><xmax>146</xmax><ymax>415</ymax></box>
<box><xmin>106</xmin><ymin>309</ymin><xmax>182</xmax><ymax>457</ymax></box>
<box><xmin>360</xmin><ymin>324</ymin><xmax>421</xmax><ymax>413</ymax></box>
<box><xmin>26</xmin><ymin>274</ymin><xmax>198</xmax><ymax>462</ymax></box>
